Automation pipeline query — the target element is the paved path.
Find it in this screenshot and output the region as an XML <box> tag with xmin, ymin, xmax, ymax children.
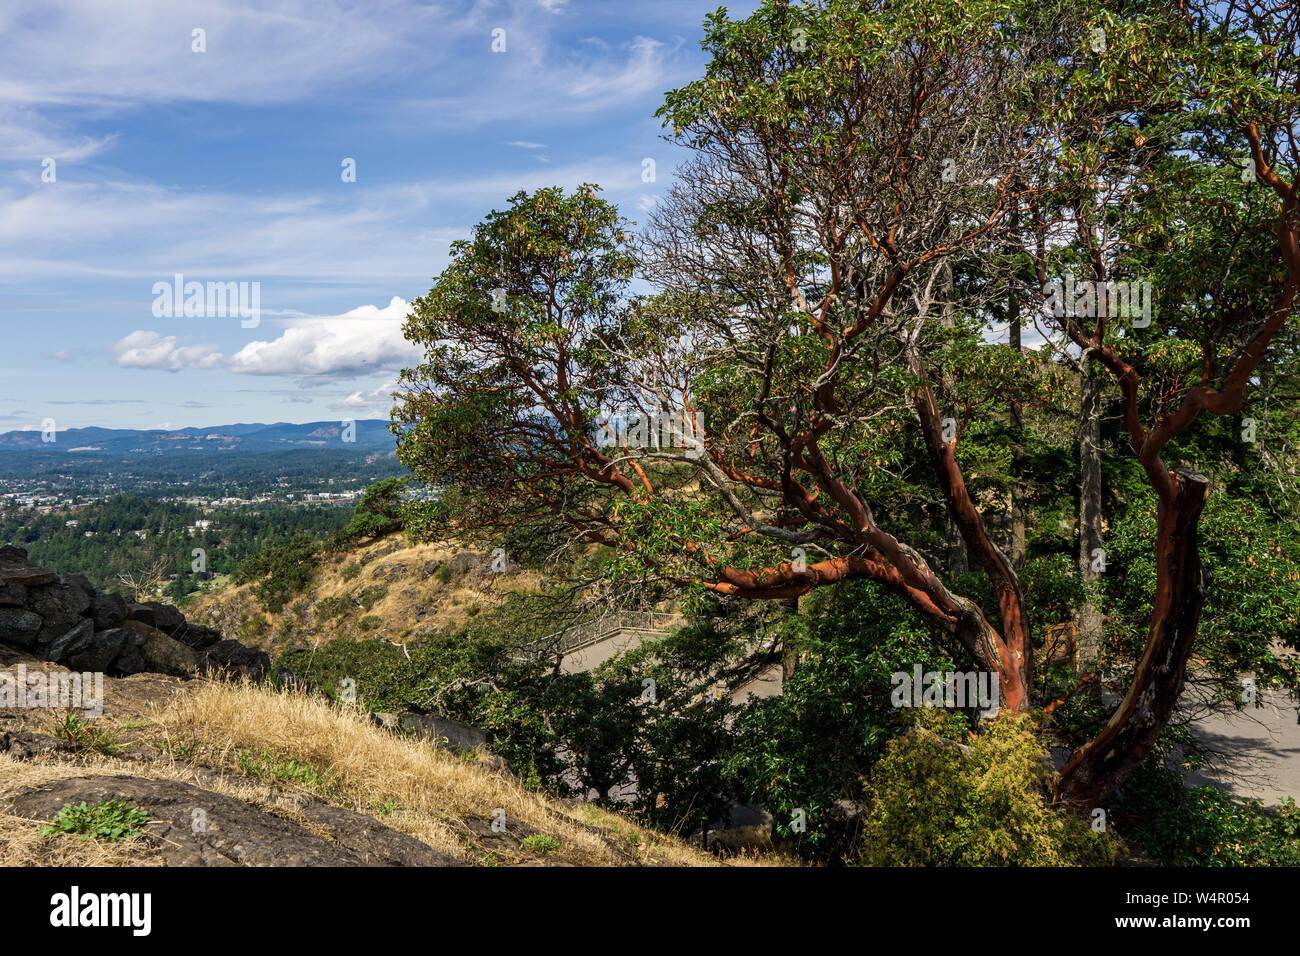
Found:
<box><xmin>1185</xmin><ymin>689</ymin><xmax>1300</xmax><ymax>806</ymax></box>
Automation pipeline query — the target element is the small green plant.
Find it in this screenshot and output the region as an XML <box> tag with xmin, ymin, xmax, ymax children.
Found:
<box><xmin>341</xmin><ymin>561</ymin><xmax>362</xmax><ymax>581</ymax></box>
<box><xmin>52</xmin><ymin>713</ymin><xmax>120</xmax><ymax>757</ymax></box>
<box><xmin>359</xmin><ymin>615</ymin><xmax>382</xmax><ymax>632</ymax></box>
<box><xmin>435</xmin><ymin>564</ymin><xmax>453</xmax><ymax>585</ymax></box>
<box><xmin>317</xmin><ymin>593</ymin><xmax>351</xmax><ymax>620</ymax></box>
<box><xmin>357</xmin><ymin>584</ymin><xmax>388</xmax><ymax>612</ymax></box>
<box><xmin>41</xmin><ymin>800</ymin><xmax>150</xmax><ymax>842</ymax></box>
<box><xmin>520</xmin><ymin>833</ymin><xmax>561</xmax><ymax>853</ymax></box>
<box><xmin>238</xmin><ymin>613</ymin><xmax>270</xmax><ymax>642</ymax></box>
<box><xmin>236</xmin><ymin>749</ymin><xmax>334</xmax><ymax>791</ymax></box>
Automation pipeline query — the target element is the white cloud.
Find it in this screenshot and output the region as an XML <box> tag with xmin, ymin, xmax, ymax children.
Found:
<box><xmin>507</xmin><ymin>141</ymin><xmax>547</xmax><ymax>149</ymax></box>
<box><xmin>111</xmin><ymin>331</ymin><xmax>222</xmax><ymax>372</ymax></box>
<box><xmin>0</xmin><ymin>157</ymin><xmax>640</xmax><ymax>283</ymax></box>
<box><xmin>225</xmin><ymin>297</ymin><xmax>420</xmax><ymax>377</ymax></box>
<box><xmin>333</xmin><ymin>381</ymin><xmax>400</xmax><ymax>413</ymax></box>
<box><xmin>538</xmin><ymin>0</ymin><xmax>570</xmax><ymax>12</ymax></box>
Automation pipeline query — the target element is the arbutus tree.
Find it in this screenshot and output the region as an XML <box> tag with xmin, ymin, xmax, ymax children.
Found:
<box><xmin>393</xmin><ymin>0</ymin><xmax>1300</xmax><ymax>807</ymax></box>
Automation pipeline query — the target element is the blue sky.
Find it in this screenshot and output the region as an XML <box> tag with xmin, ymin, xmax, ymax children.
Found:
<box><xmin>0</xmin><ymin>0</ymin><xmax>758</xmax><ymax>432</ymax></box>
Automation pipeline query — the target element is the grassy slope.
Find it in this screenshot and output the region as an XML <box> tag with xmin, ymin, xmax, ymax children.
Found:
<box><xmin>2</xmin><ymin>671</ymin><xmax>752</xmax><ymax>867</ymax></box>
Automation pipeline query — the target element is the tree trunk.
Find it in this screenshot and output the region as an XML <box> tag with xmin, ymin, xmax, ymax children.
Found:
<box><xmin>1076</xmin><ymin>363</ymin><xmax>1105</xmax><ymax>672</ymax></box>
<box><xmin>1055</xmin><ymin>470</ymin><xmax>1211</xmax><ymax>807</ymax></box>
<box><xmin>1007</xmin><ymin>293</ymin><xmax>1027</xmax><ymax>570</ymax></box>
<box><xmin>939</xmin><ymin>260</ymin><xmax>970</xmax><ymax>576</ymax></box>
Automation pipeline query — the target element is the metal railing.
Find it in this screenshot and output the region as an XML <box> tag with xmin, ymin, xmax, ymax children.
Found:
<box><xmin>552</xmin><ymin>611</ymin><xmax>684</xmax><ymax>654</ymax></box>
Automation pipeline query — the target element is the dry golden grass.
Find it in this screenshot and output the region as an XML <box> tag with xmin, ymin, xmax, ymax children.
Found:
<box><xmin>151</xmin><ymin>679</ymin><xmax>735</xmax><ymax>866</ymax></box>
<box><xmin>193</xmin><ymin>534</ymin><xmax>546</xmax><ymax>649</ymax></box>
<box><xmin>0</xmin><ymin>757</ymin><xmax>160</xmax><ymax>866</ymax></box>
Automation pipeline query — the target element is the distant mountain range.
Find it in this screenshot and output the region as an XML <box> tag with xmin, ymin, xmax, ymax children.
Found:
<box><xmin>0</xmin><ymin>420</ymin><xmax>396</xmax><ymax>455</ymax></box>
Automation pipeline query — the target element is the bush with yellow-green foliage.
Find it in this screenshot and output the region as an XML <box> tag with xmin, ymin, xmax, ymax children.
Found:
<box><xmin>860</xmin><ymin>712</ymin><xmax>1120</xmax><ymax>866</ymax></box>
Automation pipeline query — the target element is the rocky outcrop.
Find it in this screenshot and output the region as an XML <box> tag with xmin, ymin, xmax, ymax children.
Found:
<box><xmin>371</xmin><ymin>711</ymin><xmax>490</xmax><ymax>753</ymax></box>
<box><xmin>0</xmin><ymin>546</ymin><xmax>269</xmax><ymax>681</ymax></box>
<box><xmin>1</xmin><ymin>774</ymin><xmax>463</xmax><ymax>866</ymax></box>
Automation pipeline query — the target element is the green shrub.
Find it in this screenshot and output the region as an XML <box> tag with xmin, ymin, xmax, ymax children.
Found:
<box><xmin>520</xmin><ymin>833</ymin><xmax>560</xmax><ymax>853</ymax></box>
<box><xmin>357</xmin><ymin>584</ymin><xmax>388</xmax><ymax>612</ymax></box>
<box><xmin>341</xmin><ymin>561</ymin><xmax>362</xmax><ymax>581</ymax></box>
<box><xmin>233</xmin><ymin>533</ymin><xmax>321</xmax><ymax>612</ymax></box>
<box><xmin>41</xmin><ymin>800</ymin><xmax>150</xmax><ymax>842</ymax></box>
<box><xmin>1113</xmin><ymin>758</ymin><xmax>1300</xmax><ymax>865</ymax></box>
<box><xmin>359</xmin><ymin>615</ymin><xmax>382</xmax><ymax>631</ymax></box>
<box><xmin>860</xmin><ymin>713</ymin><xmax>1120</xmax><ymax>866</ymax></box>
<box><xmin>317</xmin><ymin>593</ymin><xmax>352</xmax><ymax>619</ymax></box>
<box><xmin>52</xmin><ymin>714</ymin><xmax>120</xmax><ymax>757</ymax></box>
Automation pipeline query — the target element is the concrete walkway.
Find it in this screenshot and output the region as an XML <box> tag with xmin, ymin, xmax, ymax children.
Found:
<box><xmin>1185</xmin><ymin>689</ymin><xmax>1300</xmax><ymax>806</ymax></box>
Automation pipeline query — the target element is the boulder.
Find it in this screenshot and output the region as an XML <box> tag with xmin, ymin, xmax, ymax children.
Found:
<box><xmin>46</xmin><ymin>622</ymin><xmax>128</xmax><ymax>673</ymax></box>
<box><xmin>42</xmin><ymin>618</ymin><xmax>96</xmax><ymax>663</ymax></box>
<box><xmin>704</xmin><ymin>802</ymin><xmax>774</xmax><ymax>853</ymax></box>
<box><xmin>1</xmin><ymin>774</ymin><xmax>464</xmax><ymax>866</ymax></box>
<box><xmin>61</xmin><ymin>574</ymin><xmax>96</xmax><ymax>599</ymax></box>
<box><xmin>372</xmin><ymin>712</ymin><xmax>490</xmax><ymax>753</ymax></box>
<box><xmin>0</xmin><ymin>608</ymin><xmax>42</xmax><ymax>649</ymax></box>
<box><xmin>0</xmin><ymin>564</ymin><xmax>58</xmax><ymax>588</ymax></box>
<box><xmin>125</xmin><ymin>602</ymin><xmax>158</xmax><ymax>628</ymax></box>
<box><xmin>122</xmin><ymin>620</ymin><xmax>200</xmax><ymax>677</ymax></box>
<box><xmin>448</xmin><ymin>551</ymin><xmax>485</xmax><ymax>575</ymax></box>
<box><xmin>0</xmin><ymin>545</ymin><xmax>28</xmax><ymax>563</ymax></box>
<box><xmin>202</xmin><ymin>639</ymin><xmax>271</xmax><ymax>681</ymax></box>
<box><xmin>171</xmin><ymin>622</ymin><xmax>223</xmax><ymax>651</ymax></box>
<box><xmin>110</xmin><ymin>630</ymin><xmax>148</xmax><ymax>676</ymax></box>
<box><xmin>29</xmin><ymin>581</ymin><xmax>92</xmax><ymax>620</ymax></box>
<box><xmin>0</xmin><ymin>581</ymin><xmax>26</xmax><ymax>607</ymax></box>
<box><xmin>138</xmin><ymin>601</ymin><xmax>186</xmax><ymax>635</ymax></box>
<box><xmin>90</xmin><ymin>592</ymin><xmax>128</xmax><ymax>630</ymax></box>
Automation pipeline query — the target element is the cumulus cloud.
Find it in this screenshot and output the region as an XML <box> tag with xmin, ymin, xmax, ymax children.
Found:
<box><xmin>332</xmin><ymin>381</ymin><xmax>400</xmax><ymax>414</ymax></box>
<box><xmin>111</xmin><ymin>331</ymin><xmax>222</xmax><ymax>372</ymax></box>
<box><xmin>225</xmin><ymin>297</ymin><xmax>420</xmax><ymax>377</ymax></box>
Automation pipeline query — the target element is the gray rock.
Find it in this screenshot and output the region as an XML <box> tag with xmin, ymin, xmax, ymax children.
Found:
<box><xmin>123</xmin><ymin>620</ymin><xmax>200</xmax><ymax>677</ymax></box>
<box><xmin>90</xmin><ymin>592</ymin><xmax>128</xmax><ymax>630</ymax></box>
<box><xmin>705</xmin><ymin>802</ymin><xmax>774</xmax><ymax>853</ymax></box>
<box><xmin>0</xmin><ymin>580</ymin><xmax>27</xmax><ymax>607</ymax></box>
<box><xmin>110</xmin><ymin>631</ymin><xmax>148</xmax><ymax>675</ymax></box>
<box><xmin>396</xmin><ymin>712</ymin><xmax>489</xmax><ymax>753</ymax></box>
<box><xmin>171</xmin><ymin>623</ymin><xmax>222</xmax><ymax>651</ymax></box>
<box><xmin>0</xmin><ymin>564</ymin><xmax>58</xmax><ymax>588</ymax></box>
<box><xmin>448</xmin><ymin>552</ymin><xmax>485</xmax><ymax>575</ymax></box>
<box><xmin>125</xmin><ymin>602</ymin><xmax>158</xmax><ymax>628</ymax></box>
<box><xmin>43</xmin><ymin>618</ymin><xmax>96</xmax><ymax>663</ymax></box>
<box><xmin>67</xmin><ymin>627</ymin><xmax>129</xmax><ymax>673</ymax></box>
<box><xmin>1</xmin><ymin>774</ymin><xmax>463</xmax><ymax>866</ymax></box>
<box><xmin>0</xmin><ymin>729</ymin><xmax>74</xmax><ymax>760</ymax></box>
<box><xmin>0</xmin><ymin>545</ymin><xmax>29</xmax><ymax>563</ymax></box>
<box><xmin>29</xmin><ymin>582</ymin><xmax>92</xmax><ymax>620</ymax></box>
<box><xmin>202</xmin><ymin>639</ymin><xmax>271</xmax><ymax>681</ymax></box>
<box><xmin>138</xmin><ymin>601</ymin><xmax>186</xmax><ymax>635</ymax></box>
<box><xmin>0</xmin><ymin>608</ymin><xmax>42</xmax><ymax>649</ymax></box>
<box><xmin>61</xmin><ymin>574</ymin><xmax>96</xmax><ymax>599</ymax></box>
